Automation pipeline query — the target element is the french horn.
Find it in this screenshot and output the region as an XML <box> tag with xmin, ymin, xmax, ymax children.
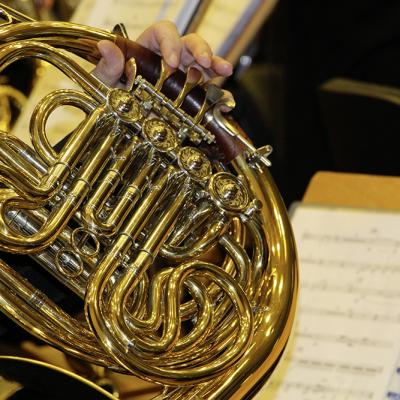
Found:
<box><xmin>0</xmin><ymin>3</ymin><xmax>298</xmax><ymax>399</ymax></box>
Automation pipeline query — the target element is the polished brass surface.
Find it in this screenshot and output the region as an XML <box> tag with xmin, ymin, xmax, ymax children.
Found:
<box><xmin>0</xmin><ymin>3</ymin><xmax>298</xmax><ymax>399</ymax></box>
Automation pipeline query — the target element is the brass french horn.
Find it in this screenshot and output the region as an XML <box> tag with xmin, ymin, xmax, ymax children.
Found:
<box><xmin>0</xmin><ymin>3</ymin><xmax>298</xmax><ymax>399</ymax></box>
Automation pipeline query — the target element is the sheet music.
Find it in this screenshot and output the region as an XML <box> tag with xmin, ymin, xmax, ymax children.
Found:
<box><xmin>386</xmin><ymin>352</ymin><xmax>400</xmax><ymax>399</ymax></box>
<box><xmin>196</xmin><ymin>0</ymin><xmax>260</xmax><ymax>56</ymax></box>
<box><xmin>85</xmin><ymin>0</ymin><xmax>200</xmax><ymax>37</ymax></box>
<box><xmin>255</xmin><ymin>205</ymin><xmax>400</xmax><ymax>400</ymax></box>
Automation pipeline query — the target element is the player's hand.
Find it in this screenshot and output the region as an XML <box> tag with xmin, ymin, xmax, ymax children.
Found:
<box><xmin>92</xmin><ymin>20</ymin><xmax>233</xmax><ymax>88</ymax></box>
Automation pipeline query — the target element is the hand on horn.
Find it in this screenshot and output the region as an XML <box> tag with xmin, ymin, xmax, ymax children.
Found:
<box><xmin>91</xmin><ymin>20</ymin><xmax>233</xmax><ymax>88</ymax></box>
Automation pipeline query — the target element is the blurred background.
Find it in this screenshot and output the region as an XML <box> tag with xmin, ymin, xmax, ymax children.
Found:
<box><xmin>227</xmin><ymin>0</ymin><xmax>400</xmax><ymax>204</ymax></box>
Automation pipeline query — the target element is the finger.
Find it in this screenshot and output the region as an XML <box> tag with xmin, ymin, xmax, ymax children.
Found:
<box><xmin>91</xmin><ymin>40</ymin><xmax>125</xmax><ymax>87</ymax></box>
<box><xmin>179</xmin><ymin>36</ymin><xmax>232</xmax><ymax>79</ymax></box>
<box><xmin>136</xmin><ymin>21</ymin><xmax>182</xmax><ymax>68</ymax></box>
<box><xmin>181</xmin><ymin>33</ymin><xmax>213</xmax><ymax>69</ymax></box>
<box><xmin>211</xmin><ymin>55</ymin><xmax>233</xmax><ymax>77</ymax></box>
<box><xmin>177</xmin><ymin>57</ymin><xmax>232</xmax><ymax>81</ymax></box>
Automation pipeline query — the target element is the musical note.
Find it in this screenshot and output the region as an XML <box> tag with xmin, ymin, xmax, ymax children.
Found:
<box><xmin>255</xmin><ymin>205</ymin><xmax>400</xmax><ymax>400</ymax></box>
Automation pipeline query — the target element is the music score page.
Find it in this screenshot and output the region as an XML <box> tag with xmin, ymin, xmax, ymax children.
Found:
<box><xmin>256</xmin><ymin>205</ymin><xmax>400</xmax><ymax>400</ymax></box>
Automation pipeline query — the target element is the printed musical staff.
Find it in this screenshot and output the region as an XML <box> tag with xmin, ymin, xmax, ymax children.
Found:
<box><xmin>264</xmin><ymin>379</ymin><xmax>374</xmax><ymax>399</ymax></box>
<box><xmin>255</xmin><ymin>205</ymin><xmax>400</xmax><ymax>400</ymax></box>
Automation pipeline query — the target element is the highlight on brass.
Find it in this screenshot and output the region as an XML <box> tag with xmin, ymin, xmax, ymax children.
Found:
<box><xmin>0</xmin><ymin>2</ymin><xmax>298</xmax><ymax>399</ymax></box>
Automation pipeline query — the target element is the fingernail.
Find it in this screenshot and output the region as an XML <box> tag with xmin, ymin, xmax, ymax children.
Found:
<box><xmin>222</xmin><ymin>61</ymin><xmax>233</xmax><ymax>75</ymax></box>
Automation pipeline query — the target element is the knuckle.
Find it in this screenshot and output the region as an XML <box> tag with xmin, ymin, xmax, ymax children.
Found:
<box><xmin>156</xmin><ymin>20</ymin><xmax>178</xmax><ymax>31</ymax></box>
<box><xmin>183</xmin><ymin>32</ymin><xmax>202</xmax><ymax>42</ymax></box>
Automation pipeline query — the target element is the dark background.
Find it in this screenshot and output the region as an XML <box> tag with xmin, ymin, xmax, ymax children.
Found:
<box><xmin>227</xmin><ymin>0</ymin><xmax>400</xmax><ymax>205</ymax></box>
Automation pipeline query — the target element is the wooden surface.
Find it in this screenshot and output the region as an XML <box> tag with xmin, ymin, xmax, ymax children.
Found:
<box><xmin>303</xmin><ymin>171</ymin><xmax>400</xmax><ymax>210</ymax></box>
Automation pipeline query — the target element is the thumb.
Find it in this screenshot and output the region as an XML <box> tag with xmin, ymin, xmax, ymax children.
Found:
<box><xmin>91</xmin><ymin>40</ymin><xmax>125</xmax><ymax>87</ymax></box>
